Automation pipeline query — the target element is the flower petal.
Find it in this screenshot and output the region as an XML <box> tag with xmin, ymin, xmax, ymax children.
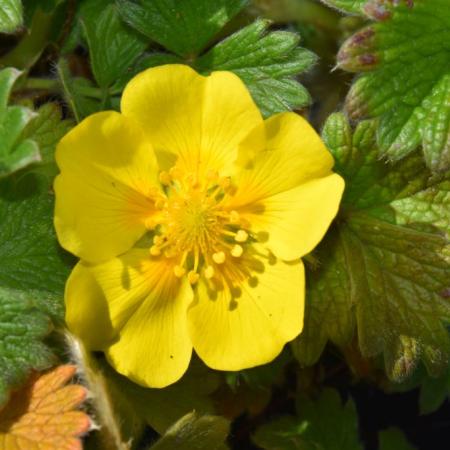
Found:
<box><xmin>188</xmin><ymin>256</ymin><xmax>304</xmax><ymax>371</ymax></box>
<box><xmin>65</xmin><ymin>262</ymin><xmax>116</xmax><ymax>351</ymax></box>
<box><xmin>245</xmin><ymin>174</ymin><xmax>345</xmax><ymax>260</ymax></box>
<box><xmin>54</xmin><ymin>111</ymin><xmax>159</xmax><ymax>263</ymax></box>
<box><xmin>231</xmin><ymin>112</ymin><xmax>336</xmax><ymax>202</ymax></box>
<box><xmin>90</xmin><ymin>249</ymin><xmax>194</xmax><ymax>388</ymax></box>
<box><xmin>121</xmin><ymin>64</ymin><xmax>263</xmax><ymax>176</ymax></box>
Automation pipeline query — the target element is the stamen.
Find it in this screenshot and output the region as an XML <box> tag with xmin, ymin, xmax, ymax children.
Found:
<box><xmin>159</xmin><ymin>171</ymin><xmax>171</xmax><ymax>186</ymax></box>
<box><xmin>212</xmin><ymin>251</ymin><xmax>226</xmax><ymax>264</ymax></box>
<box><xmin>155</xmin><ymin>199</ymin><xmax>166</xmax><ymax>210</ymax></box>
<box><xmin>174</xmin><ymin>265</ymin><xmax>186</xmax><ymax>277</ymax></box>
<box><xmin>235</xmin><ymin>230</ymin><xmax>248</xmax><ymax>243</ymax></box>
<box><xmin>188</xmin><ymin>271</ymin><xmax>200</xmax><ymax>285</ymax></box>
<box><xmin>169</xmin><ymin>166</ymin><xmax>182</xmax><ymax>179</ymax></box>
<box><xmin>231</xmin><ymin>244</ymin><xmax>243</xmax><ymax>257</ymax></box>
<box><xmin>229</xmin><ymin>210</ymin><xmax>240</xmax><ymax>224</ymax></box>
<box><xmin>145</xmin><ymin>217</ymin><xmax>157</xmax><ymax>229</ymax></box>
<box><xmin>204</xmin><ymin>265</ymin><xmax>215</xmax><ymax>279</ymax></box>
<box><xmin>219</xmin><ymin>177</ymin><xmax>231</xmax><ymax>190</ymax></box>
<box><xmin>153</xmin><ymin>235</ymin><xmax>165</xmax><ymax>246</ymax></box>
<box><xmin>150</xmin><ymin>245</ymin><xmax>161</xmax><ymax>256</ymax></box>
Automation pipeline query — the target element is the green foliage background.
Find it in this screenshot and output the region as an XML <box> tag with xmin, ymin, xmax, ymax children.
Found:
<box><xmin>0</xmin><ymin>0</ymin><xmax>449</xmax><ymax>448</ymax></box>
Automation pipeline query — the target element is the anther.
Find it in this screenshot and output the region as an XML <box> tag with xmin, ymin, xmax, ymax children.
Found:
<box><xmin>235</xmin><ymin>230</ymin><xmax>248</xmax><ymax>243</ymax></box>
<box><xmin>188</xmin><ymin>271</ymin><xmax>200</xmax><ymax>285</ymax></box>
<box><xmin>212</xmin><ymin>251</ymin><xmax>226</xmax><ymax>264</ymax></box>
<box><xmin>145</xmin><ymin>217</ymin><xmax>157</xmax><ymax>229</ymax></box>
<box><xmin>219</xmin><ymin>176</ymin><xmax>231</xmax><ymax>188</ymax></box>
<box><xmin>204</xmin><ymin>265</ymin><xmax>215</xmax><ymax>279</ymax></box>
<box><xmin>155</xmin><ymin>199</ymin><xmax>166</xmax><ymax>210</ymax></box>
<box><xmin>229</xmin><ymin>210</ymin><xmax>240</xmax><ymax>224</ymax></box>
<box><xmin>159</xmin><ymin>171</ymin><xmax>171</xmax><ymax>186</ymax></box>
<box><xmin>149</xmin><ymin>245</ymin><xmax>161</xmax><ymax>256</ymax></box>
<box><xmin>231</xmin><ymin>244</ymin><xmax>243</xmax><ymax>257</ymax></box>
<box><xmin>169</xmin><ymin>166</ymin><xmax>182</xmax><ymax>179</ymax></box>
<box><xmin>174</xmin><ymin>265</ymin><xmax>186</xmax><ymax>277</ymax></box>
<box><xmin>153</xmin><ymin>235</ymin><xmax>165</xmax><ymax>246</ymax></box>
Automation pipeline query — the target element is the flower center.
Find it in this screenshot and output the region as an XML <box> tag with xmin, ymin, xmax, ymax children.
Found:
<box><xmin>146</xmin><ymin>166</ymin><xmax>250</xmax><ymax>285</ymax></box>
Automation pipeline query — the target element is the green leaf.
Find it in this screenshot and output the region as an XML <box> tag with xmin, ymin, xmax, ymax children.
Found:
<box><xmin>252</xmin><ymin>389</ymin><xmax>363</xmax><ymax>450</ymax></box>
<box><xmin>56</xmin><ymin>59</ymin><xmax>102</xmax><ymax>122</ymax></box>
<box><xmin>81</xmin><ymin>2</ymin><xmax>146</xmax><ymax>88</ymax></box>
<box><xmin>117</xmin><ymin>0</ymin><xmax>247</xmax><ymax>57</ymax></box>
<box><xmin>101</xmin><ymin>356</ymin><xmax>221</xmax><ymax>435</ymax></box>
<box><xmin>378</xmin><ymin>428</ymin><xmax>416</xmax><ymax>450</ymax></box>
<box><xmin>252</xmin><ymin>416</ymin><xmax>309</xmax><ymax>450</ymax></box>
<box><xmin>0</xmin><ymin>174</ymin><xmax>74</xmax><ymax>321</ymax></box>
<box><xmin>337</xmin><ymin>0</ymin><xmax>450</xmax><ymax>172</ymax></box>
<box><xmin>195</xmin><ymin>19</ymin><xmax>316</xmax><ymax>117</ymax></box>
<box><xmin>0</xmin><ymin>0</ymin><xmax>23</xmax><ymax>33</ymax></box>
<box><xmin>320</xmin><ymin>0</ymin><xmax>366</xmax><ymax>14</ymax></box>
<box><xmin>22</xmin><ymin>103</ymin><xmax>73</xmax><ymax>184</ymax></box>
<box><xmin>0</xmin><ymin>68</ymin><xmax>40</xmax><ymax>177</ymax></box>
<box><xmin>151</xmin><ymin>412</ymin><xmax>230</xmax><ymax>450</ymax></box>
<box><xmin>293</xmin><ymin>113</ymin><xmax>450</xmax><ymax>381</ymax></box>
<box><xmin>417</xmin><ymin>363</ymin><xmax>450</xmax><ymax>414</ymax></box>
<box><xmin>0</xmin><ymin>286</ymin><xmax>54</xmax><ymax>406</ymax></box>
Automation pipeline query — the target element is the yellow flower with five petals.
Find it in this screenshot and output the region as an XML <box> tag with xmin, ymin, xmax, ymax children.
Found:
<box><xmin>55</xmin><ymin>65</ymin><xmax>344</xmax><ymax>388</ymax></box>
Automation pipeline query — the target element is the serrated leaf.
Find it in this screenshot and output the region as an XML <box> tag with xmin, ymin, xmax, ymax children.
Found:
<box><xmin>379</xmin><ymin>428</ymin><xmax>416</xmax><ymax>450</ymax></box>
<box><xmin>21</xmin><ymin>103</ymin><xmax>73</xmax><ymax>183</ymax></box>
<box><xmin>0</xmin><ymin>0</ymin><xmax>23</xmax><ymax>33</ymax></box>
<box><xmin>337</xmin><ymin>0</ymin><xmax>450</xmax><ymax>172</ymax></box>
<box><xmin>0</xmin><ymin>365</ymin><xmax>91</xmax><ymax>449</ymax></box>
<box><xmin>195</xmin><ymin>19</ymin><xmax>316</xmax><ymax>117</ymax></box>
<box><xmin>0</xmin><ymin>287</ymin><xmax>53</xmax><ymax>406</ymax></box>
<box><xmin>56</xmin><ymin>59</ymin><xmax>102</xmax><ymax>122</ymax></box>
<box><xmin>320</xmin><ymin>0</ymin><xmax>366</xmax><ymax>14</ymax></box>
<box><xmin>293</xmin><ymin>113</ymin><xmax>450</xmax><ymax>381</ymax></box>
<box><xmin>151</xmin><ymin>412</ymin><xmax>229</xmax><ymax>450</ymax></box>
<box><xmin>0</xmin><ymin>68</ymin><xmax>40</xmax><ymax>177</ymax></box>
<box><xmin>117</xmin><ymin>0</ymin><xmax>247</xmax><ymax>57</ymax></box>
<box><xmin>252</xmin><ymin>389</ymin><xmax>363</xmax><ymax>450</ymax></box>
<box><xmin>0</xmin><ymin>174</ymin><xmax>74</xmax><ymax>321</ymax></box>
<box><xmin>81</xmin><ymin>2</ymin><xmax>146</xmax><ymax>88</ymax></box>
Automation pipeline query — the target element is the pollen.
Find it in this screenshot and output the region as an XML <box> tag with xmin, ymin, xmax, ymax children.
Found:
<box><xmin>231</xmin><ymin>244</ymin><xmax>243</xmax><ymax>257</ymax></box>
<box><xmin>235</xmin><ymin>230</ymin><xmax>248</xmax><ymax>243</ymax></box>
<box><xmin>148</xmin><ymin>166</ymin><xmax>252</xmax><ymax>285</ymax></box>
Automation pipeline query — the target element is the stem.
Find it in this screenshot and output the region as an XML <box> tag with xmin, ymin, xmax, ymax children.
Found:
<box><xmin>22</xmin><ymin>77</ymin><xmax>106</xmax><ymax>99</ymax></box>
<box><xmin>0</xmin><ymin>9</ymin><xmax>54</xmax><ymax>70</ymax></box>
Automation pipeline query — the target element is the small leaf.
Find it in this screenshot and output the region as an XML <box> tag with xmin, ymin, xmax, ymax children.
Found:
<box><xmin>81</xmin><ymin>2</ymin><xmax>147</xmax><ymax>88</ymax></box>
<box><xmin>22</xmin><ymin>103</ymin><xmax>73</xmax><ymax>184</ymax></box>
<box><xmin>0</xmin><ymin>68</ymin><xmax>40</xmax><ymax>177</ymax></box>
<box><xmin>0</xmin><ymin>0</ymin><xmax>23</xmax><ymax>33</ymax></box>
<box><xmin>252</xmin><ymin>389</ymin><xmax>363</xmax><ymax>450</ymax></box>
<box><xmin>418</xmin><ymin>364</ymin><xmax>450</xmax><ymax>415</ymax></box>
<box><xmin>0</xmin><ymin>365</ymin><xmax>91</xmax><ymax>449</ymax></box>
<box><xmin>195</xmin><ymin>19</ymin><xmax>316</xmax><ymax>117</ymax></box>
<box><xmin>379</xmin><ymin>428</ymin><xmax>416</xmax><ymax>450</ymax></box>
<box><xmin>252</xmin><ymin>416</ymin><xmax>309</xmax><ymax>450</ymax></box>
<box><xmin>117</xmin><ymin>0</ymin><xmax>247</xmax><ymax>57</ymax></box>
<box><xmin>56</xmin><ymin>59</ymin><xmax>102</xmax><ymax>122</ymax></box>
<box><xmin>0</xmin><ymin>173</ymin><xmax>74</xmax><ymax>321</ymax></box>
<box><xmin>337</xmin><ymin>0</ymin><xmax>450</xmax><ymax>172</ymax></box>
<box><xmin>293</xmin><ymin>113</ymin><xmax>450</xmax><ymax>380</ymax></box>
<box><xmin>151</xmin><ymin>412</ymin><xmax>230</xmax><ymax>450</ymax></box>
<box><xmin>0</xmin><ymin>287</ymin><xmax>53</xmax><ymax>406</ymax></box>
<box><xmin>320</xmin><ymin>0</ymin><xmax>366</xmax><ymax>14</ymax></box>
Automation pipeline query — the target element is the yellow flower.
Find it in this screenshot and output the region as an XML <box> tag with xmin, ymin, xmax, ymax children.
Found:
<box><xmin>55</xmin><ymin>65</ymin><xmax>344</xmax><ymax>388</ymax></box>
